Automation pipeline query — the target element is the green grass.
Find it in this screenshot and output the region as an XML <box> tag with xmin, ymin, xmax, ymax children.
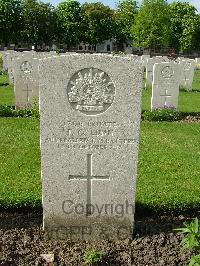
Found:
<box><xmin>0</xmin><ymin>73</ymin><xmax>9</xmax><ymax>86</ymax></box>
<box><xmin>0</xmin><ymin>69</ymin><xmax>199</xmax><ymax>212</ymax></box>
<box><xmin>0</xmin><ymin>118</ymin><xmax>41</xmax><ymax>208</ymax></box>
<box><xmin>137</xmin><ymin>122</ymin><xmax>200</xmax><ymax>212</ymax></box>
<box><xmin>142</xmin><ymin>69</ymin><xmax>200</xmax><ymax>112</ymax></box>
<box><xmin>0</xmin><ymin>73</ymin><xmax>15</xmax><ymax>105</ymax></box>
<box><xmin>0</xmin><ymin>117</ymin><xmax>199</xmax><ymax>212</ymax></box>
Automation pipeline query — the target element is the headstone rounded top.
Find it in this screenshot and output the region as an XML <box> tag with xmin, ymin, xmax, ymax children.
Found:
<box><xmin>67</xmin><ymin>67</ymin><xmax>115</xmax><ymax>116</ymax></box>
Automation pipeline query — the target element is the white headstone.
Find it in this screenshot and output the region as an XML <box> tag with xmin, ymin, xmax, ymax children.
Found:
<box><xmin>180</xmin><ymin>59</ymin><xmax>195</xmax><ymax>91</ymax></box>
<box><xmin>39</xmin><ymin>54</ymin><xmax>144</xmax><ymax>241</ymax></box>
<box><xmin>146</xmin><ymin>57</ymin><xmax>166</xmax><ymax>87</ymax></box>
<box><xmin>151</xmin><ymin>62</ymin><xmax>181</xmax><ymax>110</ymax></box>
<box><xmin>13</xmin><ymin>54</ymin><xmax>39</xmax><ymax>108</ymax></box>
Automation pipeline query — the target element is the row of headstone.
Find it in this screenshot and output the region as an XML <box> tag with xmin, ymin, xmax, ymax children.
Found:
<box><xmin>1</xmin><ymin>50</ymin><xmax>58</xmax><ymax>108</ymax></box>
<box><xmin>0</xmin><ymin>51</ymin><xmax>199</xmax><ymax>240</ymax></box>
<box><xmin>145</xmin><ymin>56</ymin><xmax>196</xmax><ymax>91</ymax></box>
<box><xmin>150</xmin><ymin>57</ymin><xmax>198</xmax><ymax>110</ymax></box>
<box><xmin>1</xmin><ymin>52</ymin><xmax>199</xmax><ymax>112</ymax></box>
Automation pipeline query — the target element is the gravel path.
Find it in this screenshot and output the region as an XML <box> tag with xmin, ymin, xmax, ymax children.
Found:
<box><xmin>0</xmin><ymin>210</ymin><xmax>196</xmax><ymax>266</ymax></box>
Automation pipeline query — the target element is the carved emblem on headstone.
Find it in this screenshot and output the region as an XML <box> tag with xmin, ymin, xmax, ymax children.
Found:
<box><xmin>161</xmin><ymin>66</ymin><xmax>174</xmax><ymax>79</ymax></box>
<box><xmin>184</xmin><ymin>61</ymin><xmax>192</xmax><ymax>70</ymax></box>
<box><xmin>20</xmin><ymin>61</ymin><xmax>32</xmax><ymax>75</ymax></box>
<box><xmin>67</xmin><ymin>68</ymin><xmax>115</xmax><ymax>115</ymax></box>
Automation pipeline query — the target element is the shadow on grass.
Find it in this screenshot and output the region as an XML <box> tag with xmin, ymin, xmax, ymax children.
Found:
<box><xmin>135</xmin><ymin>202</ymin><xmax>200</xmax><ymax>218</ymax></box>
<box><xmin>0</xmin><ymin>203</ymin><xmax>199</xmax><ymax>238</ymax></box>
<box><xmin>0</xmin><ymin>83</ymin><xmax>9</xmax><ymax>86</ymax></box>
<box><xmin>180</xmin><ymin>88</ymin><xmax>200</xmax><ymax>93</ymax></box>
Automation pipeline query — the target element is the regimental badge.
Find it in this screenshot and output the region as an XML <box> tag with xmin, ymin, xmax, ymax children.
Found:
<box><xmin>67</xmin><ymin>68</ymin><xmax>115</xmax><ymax>115</ymax></box>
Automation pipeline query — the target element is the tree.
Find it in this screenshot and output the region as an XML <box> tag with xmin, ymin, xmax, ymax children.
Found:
<box><xmin>169</xmin><ymin>2</ymin><xmax>199</xmax><ymax>52</ymax></box>
<box><xmin>0</xmin><ymin>0</ymin><xmax>23</xmax><ymax>46</ymax></box>
<box><xmin>82</xmin><ymin>2</ymin><xmax>115</xmax><ymax>46</ymax></box>
<box><xmin>56</xmin><ymin>0</ymin><xmax>83</xmax><ymax>49</ymax></box>
<box><xmin>131</xmin><ymin>0</ymin><xmax>171</xmax><ymax>50</ymax></box>
<box><xmin>21</xmin><ymin>0</ymin><xmax>56</xmax><ymax>48</ymax></box>
<box><xmin>114</xmin><ymin>0</ymin><xmax>138</xmax><ymax>45</ymax></box>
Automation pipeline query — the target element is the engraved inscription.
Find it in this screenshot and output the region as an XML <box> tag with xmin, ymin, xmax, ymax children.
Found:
<box><xmin>67</xmin><ymin>68</ymin><xmax>115</xmax><ymax>115</ymax></box>
<box><xmin>20</xmin><ymin>61</ymin><xmax>32</xmax><ymax>75</ymax></box>
<box><xmin>45</xmin><ymin>120</ymin><xmax>136</xmax><ymax>150</ymax></box>
<box><xmin>161</xmin><ymin>66</ymin><xmax>174</xmax><ymax>79</ymax></box>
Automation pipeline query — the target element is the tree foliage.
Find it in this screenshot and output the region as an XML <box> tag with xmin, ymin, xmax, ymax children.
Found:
<box><xmin>131</xmin><ymin>0</ymin><xmax>171</xmax><ymax>49</ymax></box>
<box><xmin>21</xmin><ymin>0</ymin><xmax>56</xmax><ymax>47</ymax></box>
<box><xmin>115</xmin><ymin>0</ymin><xmax>138</xmax><ymax>43</ymax></box>
<box><xmin>169</xmin><ymin>2</ymin><xmax>199</xmax><ymax>52</ymax></box>
<box><xmin>0</xmin><ymin>0</ymin><xmax>200</xmax><ymax>53</ymax></box>
<box><xmin>56</xmin><ymin>0</ymin><xmax>83</xmax><ymax>48</ymax></box>
<box><xmin>0</xmin><ymin>0</ymin><xmax>23</xmax><ymax>45</ymax></box>
<box><xmin>82</xmin><ymin>2</ymin><xmax>115</xmax><ymax>45</ymax></box>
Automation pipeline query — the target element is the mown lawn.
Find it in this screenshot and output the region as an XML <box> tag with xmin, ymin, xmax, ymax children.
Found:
<box><xmin>137</xmin><ymin>121</ymin><xmax>200</xmax><ymax>211</ymax></box>
<box><xmin>0</xmin><ymin>118</ymin><xmax>41</xmax><ymax>208</ymax></box>
<box><xmin>0</xmin><ymin>118</ymin><xmax>199</xmax><ymax>212</ymax></box>
<box><xmin>0</xmin><ymin>73</ymin><xmax>15</xmax><ymax>106</ymax></box>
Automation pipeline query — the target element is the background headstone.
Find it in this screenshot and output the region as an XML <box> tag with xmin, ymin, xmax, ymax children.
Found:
<box><xmin>151</xmin><ymin>62</ymin><xmax>181</xmax><ymax>110</ymax></box>
<box><xmin>146</xmin><ymin>57</ymin><xmax>168</xmax><ymax>87</ymax></box>
<box><xmin>195</xmin><ymin>58</ymin><xmax>200</xmax><ymax>69</ymax></box>
<box><xmin>7</xmin><ymin>52</ymin><xmax>18</xmax><ymax>85</ymax></box>
<box><xmin>39</xmin><ymin>54</ymin><xmax>144</xmax><ymax>241</ymax></box>
<box><xmin>13</xmin><ymin>54</ymin><xmax>40</xmax><ymax>108</ymax></box>
<box><xmin>180</xmin><ymin>59</ymin><xmax>195</xmax><ymax>91</ymax></box>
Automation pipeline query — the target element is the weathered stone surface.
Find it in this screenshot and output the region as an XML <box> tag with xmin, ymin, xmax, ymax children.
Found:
<box><xmin>2</xmin><ymin>50</ymin><xmax>15</xmax><ymax>71</ymax></box>
<box><xmin>7</xmin><ymin>52</ymin><xmax>19</xmax><ymax>85</ymax></box>
<box><xmin>146</xmin><ymin>57</ymin><xmax>168</xmax><ymax>87</ymax></box>
<box><xmin>39</xmin><ymin>54</ymin><xmax>144</xmax><ymax>241</ymax></box>
<box><xmin>13</xmin><ymin>54</ymin><xmax>40</xmax><ymax>108</ymax></box>
<box><xmin>141</xmin><ymin>55</ymin><xmax>150</xmax><ymax>68</ymax></box>
<box><xmin>180</xmin><ymin>59</ymin><xmax>195</xmax><ymax>91</ymax></box>
<box><xmin>151</xmin><ymin>62</ymin><xmax>181</xmax><ymax>110</ymax></box>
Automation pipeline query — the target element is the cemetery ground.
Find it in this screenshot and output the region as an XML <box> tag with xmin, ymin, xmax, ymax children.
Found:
<box><xmin>0</xmin><ymin>72</ymin><xmax>200</xmax><ymax>265</ymax></box>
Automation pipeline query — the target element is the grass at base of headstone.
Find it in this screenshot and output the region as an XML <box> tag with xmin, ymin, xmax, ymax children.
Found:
<box><xmin>0</xmin><ymin>118</ymin><xmax>41</xmax><ymax>209</ymax></box>
<box><xmin>0</xmin><ymin>74</ymin><xmax>15</xmax><ymax>106</ymax></box>
<box><xmin>0</xmin><ymin>73</ymin><xmax>9</xmax><ymax>86</ymax></box>
<box><xmin>137</xmin><ymin>121</ymin><xmax>200</xmax><ymax>213</ymax></box>
<box><xmin>192</xmin><ymin>69</ymin><xmax>200</xmax><ymax>91</ymax></box>
<box><xmin>142</xmin><ymin>88</ymin><xmax>200</xmax><ymax>113</ymax></box>
<box><xmin>0</xmin><ymin>118</ymin><xmax>199</xmax><ymax>213</ymax></box>
<box><xmin>178</xmin><ymin>91</ymin><xmax>200</xmax><ymax>112</ymax></box>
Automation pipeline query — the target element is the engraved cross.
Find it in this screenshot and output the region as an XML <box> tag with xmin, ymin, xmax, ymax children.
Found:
<box><xmin>160</xmin><ymin>88</ymin><xmax>172</xmax><ymax>106</ymax></box>
<box><xmin>69</xmin><ymin>154</ymin><xmax>110</xmax><ymax>216</ymax></box>
<box><xmin>22</xmin><ymin>83</ymin><xmax>32</xmax><ymax>102</ymax></box>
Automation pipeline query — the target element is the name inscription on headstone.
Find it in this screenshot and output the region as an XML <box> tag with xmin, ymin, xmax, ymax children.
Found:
<box><xmin>45</xmin><ymin>120</ymin><xmax>136</xmax><ymax>150</ymax></box>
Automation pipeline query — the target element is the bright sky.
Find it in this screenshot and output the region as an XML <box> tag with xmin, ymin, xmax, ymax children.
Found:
<box><xmin>43</xmin><ymin>0</ymin><xmax>200</xmax><ymax>11</ymax></box>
